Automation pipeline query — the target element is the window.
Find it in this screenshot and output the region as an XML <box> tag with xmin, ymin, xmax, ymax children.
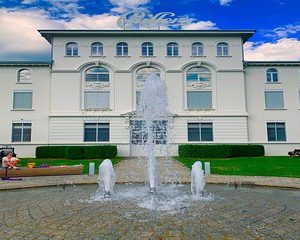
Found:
<box><xmin>267</xmin><ymin>122</ymin><xmax>286</xmax><ymax>141</ymax></box>
<box><xmin>91</xmin><ymin>42</ymin><xmax>103</xmax><ymax>56</ymax></box>
<box><xmin>130</xmin><ymin>120</ymin><xmax>167</xmax><ymax>145</ymax></box>
<box><xmin>141</xmin><ymin>42</ymin><xmax>153</xmax><ymax>56</ymax></box>
<box><xmin>188</xmin><ymin>123</ymin><xmax>213</xmax><ymax>141</ymax></box>
<box><xmin>84</xmin><ymin>123</ymin><xmax>109</xmax><ymax>142</ymax></box>
<box><xmin>66</xmin><ymin>42</ymin><xmax>78</xmax><ymax>56</ymax></box>
<box><xmin>116</xmin><ymin>42</ymin><xmax>128</xmax><ymax>56</ymax></box>
<box><xmin>136</xmin><ymin>91</ymin><xmax>141</xmax><ymax>106</ymax></box>
<box><xmin>84</xmin><ymin>91</ymin><xmax>110</xmax><ymax>109</ymax></box>
<box><xmin>191</xmin><ymin>42</ymin><xmax>204</xmax><ymax>56</ymax></box>
<box><xmin>13</xmin><ymin>91</ymin><xmax>32</xmax><ymax>109</ymax></box>
<box><xmin>266</xmin><ymin>68</ymin><xmax>278</xmax><ymax>83</ymax></box>
<box><xmin>265</xmin><ymin>91</ymin><xmax>284</xmax><ymax>109</ymax></box>
<box><xmin>17</xmin><ymin>69</ymin><xmax>31</xmax><ymax>83</ymax></box>
<box><xmin>187</xmin><ymin>91</ymin><xmax>212</xmax><ymax>109</ymax></box>
<box><xmin>12</xmin><ymin>123</ymin><xmax>31</xmax><ymax>142</ymax></box>
<box><xmin>217</xmin><ymin>42</ymin><xmax>229</xmax><ymax>56</ymax></box>
<box><xmin>85</xmin><ymin>67</ymin><xmax>109</xmax><ymax>82</ymax></box>
<box><xmin>186</xmin><ymin>67</ymin><xmax>211</xmax><ymax>84</ymax></box>
<box><xmin>167</xmin><ymin>42</ymin><xmax>179</xmax><ymax>56</ymax></box>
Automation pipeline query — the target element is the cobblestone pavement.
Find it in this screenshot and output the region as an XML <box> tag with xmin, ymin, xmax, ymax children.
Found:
<box><xmin>0</xmin><ymin>184</ymin><xmax>299</xmax><ymax>240</ymax></box>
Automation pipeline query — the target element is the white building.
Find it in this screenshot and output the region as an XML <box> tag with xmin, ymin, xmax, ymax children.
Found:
<box><xmin>0</xmin><ymin>30</ymin><xmax>299</xmax><ymax>157</ymax></box>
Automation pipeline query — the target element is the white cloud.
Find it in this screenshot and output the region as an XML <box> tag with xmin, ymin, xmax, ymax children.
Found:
<box><xmin>21</xmin><ymin>0</ymin><xmax>37</xmax><ymax>4</ymax></box>
<box><xmin>264</xmin><ymin>24</ymin><xmax>300</xmax><ymax>38</ymax></box>
<box><xmin>0</xmin><ymin>8</ymin><xmax>121</xmax><ymax>60</ymax></box>
<box><xmin>219</xmin><ymin>0</ymin><xmax>233</xmax><ymax>6</ymax></box>
<box><xmin>109</xmin><ymin>0</ymin><xmax>151</xmax><ymax>13</ymax></box>
<box><xmin>244</xmin><ymin>38</ymin><xmax>300</xmax><ymax>61</ymax></box>
<box><xmin>182</xmin><ymin>20</ymin><xmax>217</xmax><ymax>30</ymax></box>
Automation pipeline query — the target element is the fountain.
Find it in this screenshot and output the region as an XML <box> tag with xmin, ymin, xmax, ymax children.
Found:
<box><xmin>137</xmin><ymin>72</ymin><xmax>169</xmax><ymax>193</ymax></box>
<box><xmin>191</xmin><ymin>161</ymin><xmax>206</xmax><ymax>195</ymax></box>
<box><xmin>98</xmin><ymin>159</ymin><xmax>116</xmax><ymax>198</ymax></box>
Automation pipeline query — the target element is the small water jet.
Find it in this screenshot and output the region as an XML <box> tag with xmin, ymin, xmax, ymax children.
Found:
<box><xmin>98</xmin><ymin>159</ymin><xmax>116</xmax><ymax>198</ymax></box>
<box><xmin>191</xmin><ymin>161</ymin><xmax>206</xmax><ymax>195</ymax></box>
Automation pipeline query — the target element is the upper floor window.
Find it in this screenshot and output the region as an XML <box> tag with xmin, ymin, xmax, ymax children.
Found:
<box><xmin>13</xmin><ymin>91</ymin><xmax>33</xmax><ymax>110</ymax></box>
<box><xmin>265</xmin><ymin>91</ymin><xmax>284</xmax><ymax>109</ymax></box>
<box><xmin>167</xmin><ymin>42</ymin><xmax>179</xmax><ymax>57</ymax></box>
<box><xmin>85</xmin><ymin>67</ymin><xmax>109</xmax><ymax>82</ymax></box>
<box><xmin>91</xmin><ymin>42</ymin><xmax>103</xmax><ymax>56</ymax></box>
<box><xmin>136</xmin><ymin>67</ymin><xmax>160</xmax><ymax>84</ymax></box>
<box><xmin>217</xmin><ymin>42</ymin><xmax>229</xmax><ymax>56</ymax></box>
<box><xmin>116</xmin><ymin>42</ymin><xmax>128</xmax><ymax>56</ymax></box>
<box><xmin>186</xmin><ymin>67</ymin><xmax>211</xmax><ymax>84</ymax></box>
<box><xmin>17</xmin><ymin>69</ymin><xmax>31</xmax><ymax>83</ymax></box>
<box><xmin>191</xmin><ymin>42</ymin><xmax>204</xmax><ymax>56</ymax></box>
<box><xmin>84</xmin><ymin>91</ymin><xmax>110</xmax><ymax>110</ymax></box>
<box><xmin>187</xmin><ymin>91</ymin><xmax>212</xmax><ymax>110</ymax></box>
<box><xmin>266</xmin><ymin>68</ymin><xmax>278</xmax><ymax>83</ymax></box>
<box><xmin>66</xmin><ymin>42</ymin><xmax>78</xmax><ymax>56</ymax></box>
<box><xmin>141</xmin><ymin>42</ymin><xmax>154</xmax><ymax>56</ymax></box>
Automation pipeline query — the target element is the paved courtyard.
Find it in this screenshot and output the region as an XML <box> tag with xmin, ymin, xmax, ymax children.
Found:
<box><xmin>0</xmin><ymin>184</ymin><xmax>299</xmax><ymax>240</ymax></box>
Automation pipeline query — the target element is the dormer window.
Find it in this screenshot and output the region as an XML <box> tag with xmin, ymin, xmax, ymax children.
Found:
<box><xmin>116</xmin><ymin>42</ymin><xmax>128</xmax><ymax>56</ymax></box>
<box><xmin>217</xmin><ymin>42</ymin><xmax>229</xmax><ymax>56</ymax></box>
<box><xmin>91</xmin><ymin>42</ymin><xmax>103</xmax><ymax>56</ymax></box>
<box><xmin>66</xmin><ymin>42</ymin><xmax>78</xmax><ymax>56</ymax></box>
<box><xmin>167</xmin><ymin>42</ymin><xmax>179</xmax><ymax>56</ymax></box>
<box><xmin>17</xmin><ymin>69</ymin><xmax>31</xmax><ymax>83</ymax></box>
<box><xmin>191</xmin><ymin>42</ymin><xmax>204</xmax><ymax>56</ymax></box>
<box><xmin>266</xmin><ymin>68</ymin><xmax>279</xmax><ymax>83</ymax></box>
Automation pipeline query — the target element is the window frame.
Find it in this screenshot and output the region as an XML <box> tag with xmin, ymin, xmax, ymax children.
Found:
<box><xmin>84</xmin><ymin>122</ymin><xmax>110</xmax><ymax>142</ymax></box>
<box><xmin>11</xmin><ymin>122</ymin><xmax>32</xmax><ymax>142</ymax></box>
<box><xmin>65</xmin><ymin>42</ymin><xmax>78</xmax><ymax>57</ymax></box>
<box><xmin>266</xmin><ymin>68</ymin><xmax>279</xmax><ymax>83</ymax></box>
<box><xmin>264</xmin><ymin>90</ymin><xmax>284</xmax><ymax>109</ymax></box>
<box><xmin>13</xmin><ymin>90</ymin><xmax>33</xmax><ymax>110</ymax></box>
<box><xmin>91</xmin><ymin>42</ymin><xmax>104</xmax><ymax>56</ymax></box>
<box><xmin>267</xmin><ymin>122</ymin><xmax>286</xmax><ymax>142</ymax></box>
<box><xmin>188</xmin><ymin>122</ymin><xmax>213</xmax><ymax>142</ymax></box>
<box><xmin>217</xmin><ymin>42</ymin><xmax>229</xmax><ymax>57</ymax></box>
<box><xmin>166</xmin><ymin>42</ymin><xmax>179</xmax><ymax>57</ymax></box>
<box><xmin>116</xmin><ymin>42</ymin><xmax>129</xmax><ymax>57</ymax></box>
<box><xmin>141</xmin><ymin>42</ymin><xmax>154</xmax><ymax>57</ymax></box>
<box><xmin>191</xmin><ymin>42</ymin><xmax>204</xmax><ymax>57</ymax></box>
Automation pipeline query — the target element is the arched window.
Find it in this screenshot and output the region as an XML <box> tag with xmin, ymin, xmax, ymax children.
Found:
<box><xmin>18</xmin><ymin>69</ymin><xmax>31</xmax><ymax>83</ymax></box>
<box><xmin>191</xmin><ymin>42</ymin><xmax>204</xmax><ymax>56</ymax></box>
<box><xmin>116</xmin><ymin>42</ymin><xmax>128</xmax><ymax>56</ymax></box>
<box><xmin>167</xmin><ymin>42</ymin><xmax>179</xmax><ymax>56</ymax></box>
<box><xmin>91</xmin><ymin>42</ymin><xmax>103</xmax><ymax>56</ymax></box>
<box><xmin>217</xmin><ymin>42</ymin><xmax>229</xmax><ymax>56</ymax></box>
<box><xmin>186</xmin><ymin>66</ymin><xmax>211</xmax><ymax>83</ymax></box>
<box><xmin>85</xmin><ymin>67</ymin><xmax>109</xmax><ymax>82</ymax></box>
<box><xmin>66</xmin><ymin>42</ymin><xmax>78</xmax><ymax>56</ymax></box>
<box><xmin>136</xmin><ymin>67</ymin><xmax>160</xmax><ymax>84</ymax></box>
<box><xmin>141</xmin><ymin>42</ymin><xmax>153</xmax><ymax>56</ymax></box>
<box><xmin>266</xmin><ymin>68</ymin><xmax>279</xmax><ymax>83</ymax></box>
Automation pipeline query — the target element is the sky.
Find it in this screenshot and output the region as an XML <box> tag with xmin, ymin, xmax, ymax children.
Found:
<box><xmin>0</xmin><ymin>0</ymin><xmax>299</xmax><ymax>61</ymax></box>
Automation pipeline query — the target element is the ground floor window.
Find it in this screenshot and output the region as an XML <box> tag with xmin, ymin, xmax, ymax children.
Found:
<box><xmin>187</xmin><ymin>91</ymin><xmax>212</xmax><ymax>110</ymax></box>
<box><xmin>130</xmin><ymin>120</ymin><xmax>167</xmax><ymax>145</ymax></box>
<box><xmin>267</xmin><ymin>122</ymin><xmax>286</xmax><ymax>141</ymax></box>
<box><xmin>12</xmin><ymin>122</ymin><xmax>32</xmax><ymax>142</ymax></box>
<box><xmin>84</xmin><ymin>123</ymin><xmax>109</xmax><ymax>142</ymax></box>
<box><xmin>84</xmin><ymin>91</ymin><xmax>110</xmax><ymax>110</ymax></box>
<box><xmin>188</xmin><ymin>122</ymin><xmax>213</xmax><ymax>141</ymax></box>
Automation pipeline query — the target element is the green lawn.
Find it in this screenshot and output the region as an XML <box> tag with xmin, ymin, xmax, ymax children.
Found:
<box><xmin>176</xmin><ymin>156</ymin><xmax>300</xmax><ymax>178</ymax></box>
<box><xmin>19</xmin><ymin>157</ymin><xmax>123</xmax><ymax>174</ymax></box>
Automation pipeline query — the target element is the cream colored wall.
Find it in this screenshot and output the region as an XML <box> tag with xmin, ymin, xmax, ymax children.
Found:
<box><xmin>245</xmin><ymin>66</ymin><xmax>300</xmax><ymax>147</ymax></box>
<box><xmin>0</xmin><ymin>66</ymin><xmax>50</xmax><ymax>148</ymax></box>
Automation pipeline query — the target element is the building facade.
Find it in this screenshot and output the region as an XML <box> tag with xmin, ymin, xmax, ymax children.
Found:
<box><xmin>0</xmin><ymin>30</ymin><xmax>299</xmax><ymax>157</ymax></box>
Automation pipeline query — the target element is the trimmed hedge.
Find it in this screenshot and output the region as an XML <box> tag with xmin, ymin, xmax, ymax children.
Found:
<box><xmin>36</xmin><ymin>145</ymin><xmax>117</xmax><ymax>159</ymax></box>
<box><xmin>178</xmin><ymin>144</ymin><xmax>264</xmax><ymax>158</ymax></box>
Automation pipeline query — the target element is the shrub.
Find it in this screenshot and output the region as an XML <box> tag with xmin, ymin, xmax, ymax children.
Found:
<box><xmin>36</xmin><ymin>146</ymin><xmax>67</xmax><ymax>158</ymax></box>
<box><xmin>178</xmin><ymin>144</ymin><xmax>265</xmax><ymax>158</ymax></box>
<box><xmin>36</xmin><ymin>145</ymin><xmax>118</xmax><ymax>159</ymax></box>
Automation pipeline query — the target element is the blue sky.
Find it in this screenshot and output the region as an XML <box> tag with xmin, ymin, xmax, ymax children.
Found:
<box><xmin>0</xmin><ymin>0</ymin><xmax>299</xmax><ymax>61</ymax></box>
